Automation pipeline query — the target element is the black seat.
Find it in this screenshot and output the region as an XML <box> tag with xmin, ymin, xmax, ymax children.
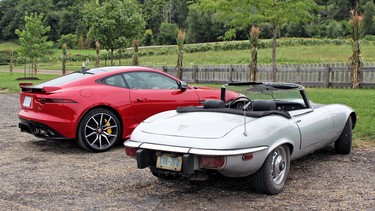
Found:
<box><xmin>252</xmin><ymin>100</ymin><xmax>277</xmax><ymax>111</ymax></box>
<box><xmin>203</xmin><ymin>99</ymin><xmax>226</xmax><ymax>109</ymax></box>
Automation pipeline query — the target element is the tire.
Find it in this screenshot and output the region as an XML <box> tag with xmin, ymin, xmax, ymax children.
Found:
<box><xmin>252</xmin><ymin>145</ymin><xmax>290</xmax><ymax>195</ymax></box>
<box><xmin>77</xmin><ymin>108</ymin><xmax>121</xmax><ymax>152</ymax></box>
<box><xmin>334</xmin><ymin>118</ymin><xmax>352</xmax><ymax>154</ymax></box>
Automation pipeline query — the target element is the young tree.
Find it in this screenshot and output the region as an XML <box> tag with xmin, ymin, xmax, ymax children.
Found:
<box><xmin>84</xmin><ymin>0</ymin><xmax>145</xmax><ymax>65</ymax></box>
<box><xmin>349</xmin><ymin>9</ymin><xmax>364</xmax><ymax>89</ymax></box>
<box><xmin>132</xmin><ymin>39</ymin><xmax>140</xmax><ymax>66</ymax></box>
<box><xmin>176</xmin><ymin>30</ymin><xmax>185</xmax><ymax>79</ymax></box>
<box><xmin>62</xmin><ymin>42</ymin><xmax>67</xmax><ymax>74</ymax></box>
<box><xmin>95</xmin><ymin>41</ymin><xmax>100</xmax><ymax>67</ymax></box>
<box><xmin>196</xmin><ymin>0</ymin><xmax>317</xmax><ymax>81</ymax></box>
<box><xmin>15</xmin><ymin>13</ymin><xmax>52</xmax><ymax>77</ymax></box>
<box><xmin>249</xmin><ymin>25</ymin><xmax>260</xmax><ymax>82</ymax></box>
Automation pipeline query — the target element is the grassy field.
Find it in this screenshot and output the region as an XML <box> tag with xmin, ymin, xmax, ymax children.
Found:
<box><xmin>0</xmin><ymin>72</ymin><xmax>57</xmax><ymax>92</ymax></box>
<box><xmin>1</xmin><ymin>40</ymin><xmax>375</xmax><ymax>72</ymax></box>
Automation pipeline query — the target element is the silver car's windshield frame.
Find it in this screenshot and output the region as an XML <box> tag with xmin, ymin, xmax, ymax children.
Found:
<box><xmin>222</xmin><ymin>82</ymin><xmax>311</xmax><ymax>109</ymax></box>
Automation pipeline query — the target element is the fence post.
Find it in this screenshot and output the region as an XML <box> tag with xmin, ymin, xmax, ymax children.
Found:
<box><xmin>325</xmin><ymin>64</ymin><xmax>331</xmax><ymax>88</ymax></box>
<box><xmin>228</xmin><ymin>65</ymin><xmax>233</xmax><ymax>82</ymax></box>
<box><xmin>193</xmin><ymin>65</ymin><xmax>198</xmax><ymax>83</ymax></box>
<box><xmin>296</xmin><ymin>64</ymin><xmax>300</xmax><ymax>84</ymax></box>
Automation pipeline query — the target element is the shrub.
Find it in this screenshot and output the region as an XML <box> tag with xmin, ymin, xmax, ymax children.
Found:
<box><xmin>156</xmin><ymin>22</ymin><xmax>178</xmax><ymax>45</ymax></box>
<box><xmin>57</xmin><ymin>34</ymin><xmax>78</xmax><ymax>49</ymax></box>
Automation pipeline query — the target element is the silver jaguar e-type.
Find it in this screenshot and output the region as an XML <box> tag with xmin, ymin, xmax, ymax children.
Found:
<box><xmin>124</xmin><ymin>82</ymin><xmax>356</xmax><ymax>194</ymax></box>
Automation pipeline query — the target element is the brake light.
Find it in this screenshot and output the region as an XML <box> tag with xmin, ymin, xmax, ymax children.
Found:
<box><xmin>125</xmin><ymin>147</ymin><xmax>137</xmax><ymax>158</ymax></box>
<box><xmin>199</xmin><ymin>156</ymin><xmax>225</xmax><ymax>169</ymax></box>
<box><xmin>35</xmin><ymin>97</ymin><xmax>77</xmax><ymax>104</ymax></box>
<box><xmin>242</xmin><ymin>153</ymin><xmax>253</xmax><ymax>161</ymax></box>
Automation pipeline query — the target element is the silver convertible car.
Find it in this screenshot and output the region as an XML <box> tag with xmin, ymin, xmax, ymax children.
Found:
<box><xmin>124</xmin><ymin>82</ymin><xmax>356</xmax><ymax>194</ymax></box>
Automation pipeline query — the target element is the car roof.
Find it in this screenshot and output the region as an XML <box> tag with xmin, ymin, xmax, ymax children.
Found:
<box><xmin>87</xmin><ymin>66</ymin><xmax>157</xmax><ymax>74</ymax></box>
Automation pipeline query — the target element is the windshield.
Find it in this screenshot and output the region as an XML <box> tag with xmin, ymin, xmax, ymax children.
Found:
<box><xmin>225</xmin><ymin>82</ymin><xmax>308</xmax><ymax>107</ymax></box>
<box><xmin>34</xmin><ymin>69</ymin><xmax>105</xmax><ymax>88</ymax></box>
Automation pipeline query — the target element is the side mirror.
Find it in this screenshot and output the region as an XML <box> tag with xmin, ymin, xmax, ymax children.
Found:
<box><xmin>179</xmin><ymin>81</ymin><xmax>188</xmax><ymax>90</ymax></box>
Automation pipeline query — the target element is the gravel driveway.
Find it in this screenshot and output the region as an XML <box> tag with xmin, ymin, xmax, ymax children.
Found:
<box><xmin>0</xmin><ymin>93</ymin><xmax>374</xmax><ymax>210</ymax></box>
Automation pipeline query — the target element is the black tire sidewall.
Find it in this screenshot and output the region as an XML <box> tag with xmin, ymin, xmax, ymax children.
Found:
<box><xmin>77</xmin><ymin>108</ymin><xmax>121</xmax><ymax>152</ymax></box>
<box><xmin>252</xmin><ymin>145</ymin><xmax>290</xmax><ymax>194</ymax></box>
<box><xmin>334</xmin><ymin>118</ymin><xmax>352</xmax><ymax>154</ymax></box>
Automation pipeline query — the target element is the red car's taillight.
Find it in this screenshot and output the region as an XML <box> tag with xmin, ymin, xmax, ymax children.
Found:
<box><xmin>35</xmin><ymin>97</ymin><xmax>77</xmax><ymax>104</ymax></box>
<box><xmin>125</xmin><ymin>147</ymin><xmax>137</xmax><ymax>158</ymax></box>
<box><xmin>199</xmin><ymin>156</ymin><xmax>226</xmax><ymax>169</ymax></box>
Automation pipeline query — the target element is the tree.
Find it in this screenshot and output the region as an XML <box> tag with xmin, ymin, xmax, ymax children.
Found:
<box><xmin>84</xmin><ymin>0</ymin><xmax>145</xmax><ymax>65</ymax></box>
<box><xmin>362</xmin><ymin>1</ymin><xmax>375</xmax><ymax>35</ymax></box>
<box><xmin>349</xmin><ymin>8</ymin><xmax>364</xmax><ymax>89</ymax></box>
<box><xmin>176</xmin><ymin>30</ymin><xmax>185</xmax><ymax>79</ymax></box>
<box><xmin>156</xmin><ymin>22</ymin><xmax>178</xmax><ymax>44</ymax></box>
<box><xmin>62</xmin><ymin>42</ymin><xmax>67</xmax><ymax>74</ymax></box>
<box><xmin>4</xmin><ymin>0</ymin><xmax>53</xmax><ymax>40</ymax></box>
<box><xmin>132</xmin><ymin>39</ymin><xmax>140</xmax><ymax>66</ymax></box>
<box><xmin>249</xmin><ymin>25</ymin><xmax>260</xmax><ymax>81</ymax></box>
<box><xmin>15</xmin><ymin>13</ymin><xmax>52</xmax><ymax>77</ymax></box>
<box><xmin>196</xmin><ymin>0</ymin><xmax>317</xmax><ymax>81</ymax></box>
<box><xmin>186</xmin><ymin>4</ymin><xmax>227</xmax><ymax>43</ymax></box>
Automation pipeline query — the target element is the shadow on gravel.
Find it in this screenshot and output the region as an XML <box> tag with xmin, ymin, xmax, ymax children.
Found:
<box><xmin>25</xmin><ymin>138</ymin><xmax>84</xmax><ymax>154</ymax></box>
<box><xmin>25</xmin><ymin>138</ymin><xmax>125</xmax><ymax>154</ymax></box>
<box><xmin>125</xmin><ymin>146</ymin><xmax>356</xmax><ymax>197</ymax></box>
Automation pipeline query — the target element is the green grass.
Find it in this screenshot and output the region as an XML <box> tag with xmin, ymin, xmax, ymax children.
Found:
<box><xmin>1</xmin><ymin>41</ymin><xmax>375</xmax><ymax>71</ymax></box>
<box><xmin>306</xmin><ymin>88</ymin><xmax>375</xmax><ymax>146</ymax></box>
<box><xmin>0</xmin><ymin>72</ymin><xmax>57</xmax><ymax>92</ymax></box>
<box><xmin>0</xmin><ymin>42</ymin><xmax>19</xmax><ymax>51</ymax></box>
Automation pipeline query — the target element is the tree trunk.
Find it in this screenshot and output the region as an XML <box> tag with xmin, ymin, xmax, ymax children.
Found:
<box><xmin>272</xmin><ymin>25</ymin><xmax>277</xmax><ymax>82</ymax></box>
<box><xmin>249</xmin><ymin>47</ymin><xmax>257</xmax><ymax>81</ymax></box>
<box><xmin>110</xmin><ymin>49</ymin><xmax>114</xmax><ymax>66</ymax></box>
<box><xmin>9</xmin><ymin>48</ymin><xmax>13</xmax><ymax>75</ymax></box>
<box><xmin>352</xmin><ymin>40</ymin><xmax>361</xmax><ymax>88</ymax></box>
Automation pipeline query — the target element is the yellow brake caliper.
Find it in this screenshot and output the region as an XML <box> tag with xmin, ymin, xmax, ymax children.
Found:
<box><xmin>104</xmin><ymin>119</ymin><xmax>112</xmax><ymax>134</ymax></box>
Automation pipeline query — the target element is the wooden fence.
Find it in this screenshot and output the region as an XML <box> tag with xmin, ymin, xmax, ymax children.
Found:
<box><xmin>151</xmin><ymin>63</ymin><xmax>375</xmax><ymax>88</ymax></box>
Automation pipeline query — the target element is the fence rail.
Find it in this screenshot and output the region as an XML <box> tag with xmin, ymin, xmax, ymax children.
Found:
<box><xmin>151</xmin><ymin>63</ymin><xmax>375</xmax><ymax>88</ymax></box>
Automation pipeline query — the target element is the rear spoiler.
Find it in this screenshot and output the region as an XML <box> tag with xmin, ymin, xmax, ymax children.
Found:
<box><xmin>19</xmin><ymin>83</ymin><xmax>61</xmax><ymax>93</ymax></box>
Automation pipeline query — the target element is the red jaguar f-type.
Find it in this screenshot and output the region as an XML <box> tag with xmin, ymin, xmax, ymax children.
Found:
<box><xmin>18</xmin><ymin>66</ymin><xmax>238</xmax><ymax>152</ymax></box>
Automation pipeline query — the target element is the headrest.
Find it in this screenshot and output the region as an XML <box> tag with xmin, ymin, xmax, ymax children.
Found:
<box><xmin>252</xmin><ymin>100</ymin><xmax>277</xmax><ymax>111</ymax></box>
<box><xmin>203</xmin><ymin>99</ymin><xmax>226</xmax><ymax>109</ymax></box>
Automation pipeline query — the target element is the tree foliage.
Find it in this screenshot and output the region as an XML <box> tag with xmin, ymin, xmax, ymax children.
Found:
<box><xmin>1</xmin><ymin>0</ymin><xmax>375</xmax><ymax>45</ymax></box>
<box><xmin>362</xmin><ymin>1</ymin><xmax>375</xmax><ymax>35</ymax></box>
<box><xmin>83</xmin><ymin>0</ymin><xmax>145</xmax><ymax>65</ymax></box>
<box><xmin>15</xmin><ymin>13</ymin><xmax>52</xmax><ymax>75</ymax></box>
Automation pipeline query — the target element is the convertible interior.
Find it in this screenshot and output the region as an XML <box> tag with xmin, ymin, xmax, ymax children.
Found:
<box><xmin>176</xmin><ymin>99</ymin><xmax>292</xmax><ymax>119</ymax></box>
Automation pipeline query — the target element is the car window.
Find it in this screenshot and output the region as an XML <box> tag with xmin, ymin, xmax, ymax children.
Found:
<box><xmin>123</xmin><ymin>72</ymin><xmax>179</xmax><ymax>89</ymax></box>
<box><xmin>101</xmin><ymin>74</ymin><xmax>126</xmax><ymax>88</ymax></box>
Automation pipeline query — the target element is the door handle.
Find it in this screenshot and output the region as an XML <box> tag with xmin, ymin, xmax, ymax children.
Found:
<box><xmin>136</xmin><ymin>98</ymin><xmax>147</xmax><ymax>102</ymax></box>
<box><xmin>296</xmin><ymin>120</ymin><xmax>301</xmax><ymax>123</ymax></box>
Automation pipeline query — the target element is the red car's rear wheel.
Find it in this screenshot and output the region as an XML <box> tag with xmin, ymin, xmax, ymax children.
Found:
<box><xmin>77</xmin><ymin>108</ymin><xmax>121</xmax><ymax>152</ymax></box>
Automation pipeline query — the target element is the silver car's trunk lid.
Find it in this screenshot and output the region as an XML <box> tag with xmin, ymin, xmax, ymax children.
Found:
<box><xmin>141</xmin><ymin>112</ymin><xmax>250</xmax><ymax>139</ymax></box>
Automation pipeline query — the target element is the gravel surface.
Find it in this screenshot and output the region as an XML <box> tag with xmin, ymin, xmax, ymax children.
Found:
<box><xmin>0</xmin><ymin>93</ymin><xmax>374</xmax><ymax>210</ymax></box>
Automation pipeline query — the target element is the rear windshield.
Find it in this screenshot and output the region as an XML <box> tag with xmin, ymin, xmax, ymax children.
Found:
<box><xmin>34</xmin><ymin>69</ymin><xmax>104</xmax><ymax>88</ymax></box>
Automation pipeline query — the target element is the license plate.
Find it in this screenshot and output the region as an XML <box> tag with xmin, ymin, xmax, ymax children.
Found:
<box><xmin>23</xmin><ymin>96</ymin><xmax>32</xmax><ymax>107</ymax></box>
<box><xmin>156</xmin><ymin>154</ymin><xmax>182</xmax><ymax>172</ymax></box>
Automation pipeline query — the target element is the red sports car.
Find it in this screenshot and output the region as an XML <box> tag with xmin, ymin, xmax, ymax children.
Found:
<box><xmin>18</xmin><ymin>66</ymin><xmax>239</xmax><ymax>152</ymax></box>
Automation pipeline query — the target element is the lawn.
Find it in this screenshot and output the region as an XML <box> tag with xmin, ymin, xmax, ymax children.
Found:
<box><xmin>0</xmin><ymin>72</ymin><xmax>57</xmax><ymax>92</ymax></box>
<box><xmin>1</xmin><ymin>39</ymin><xmax>375</xmax><ymax>71</ymax></box>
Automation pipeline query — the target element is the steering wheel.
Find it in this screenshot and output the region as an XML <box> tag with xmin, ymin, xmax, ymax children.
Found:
<box><xmin>228</xmin><ymin>96</ymin><xmax>252</xmax><ymax>110</ymax></box>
